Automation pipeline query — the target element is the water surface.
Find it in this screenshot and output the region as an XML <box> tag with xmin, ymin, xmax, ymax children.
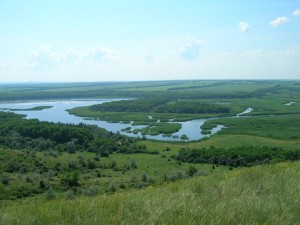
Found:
<box><xmin>0</xmin><ymin>99</ymin><xmax>224</xmax><ymax>141</ymax></box>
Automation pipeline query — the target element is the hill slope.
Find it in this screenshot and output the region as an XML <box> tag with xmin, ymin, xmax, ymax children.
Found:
<box><xmin>1</xmin><ymin>161</ymin><xmax>300</xmax><ymax>225</ymax></box>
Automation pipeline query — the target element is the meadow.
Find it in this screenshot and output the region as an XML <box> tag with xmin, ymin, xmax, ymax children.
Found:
<box><xmin>1</xmin><ymin>161</ymin><xmax>300</xmax><ymax>225</ymax></box>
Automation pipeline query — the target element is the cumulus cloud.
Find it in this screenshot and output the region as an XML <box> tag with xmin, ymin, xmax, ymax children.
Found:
<box><xmin>269</xmin><ymin>17</ymin><xmax>289</xmax><ymax>27</ymax></box>
<box><xmin>65</xmin><ymin>47</ymin><xmax>121</xmax><ymax>64</ymax></box>
<box><xmin>293</xmin><ymin>8</ymin><xmax>300</xmax><ymax>17</ymax></box>
<box><xmin>242</xmin><ymin>49</ymin><xmax>263</xmax><ymax>57</ymax></box>
<box><xmin>239</xmin><ymin>22</ymin><xmax>250</xmax><ymax>32</ymax></box>
<box><xmin>84</xmin><ymin>47</ymin><xmax>121</xmax><ymax>63</ymax></box>
<box><xmin>180</xmin><ymin>39</ymin><xmax>204</xmax><ymax>60</ymax></box>
<box><xmin>269</xmin><ymin>46</ymin><xmax>300</xmax><ymax>57</ymax></box>
<box><xmin>29</xmin><ymin>45</ymin><xmax>60</xmax><ymax>71</ymax></box>
<box><xmin>27</xmin><ymin>45</ymin><xmax>121</xmax><ymax>71</ymax></box>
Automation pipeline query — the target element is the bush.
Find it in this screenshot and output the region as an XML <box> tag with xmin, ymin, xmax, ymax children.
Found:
<box><xmin>25</xmin><ymin>176</ymin><xmax>33</xmax><ymax>183</ymax></box>
<box><xmin>39</xmin><ymin>180</ymin><xmax>46</xmax><ymax>189</ymax></box>
<box><xmin>1</xmin><ymin>176</ymin><xmax>10</xmax><ymax>185</ymax></box>
<box><xmin>84</xmin><ymin>185</ymin><xmax>99</xmax><ymax>196</ymax></box>
<box><xmin>142</xmin><ymin>173</ymin><xmax>148</xmax><ymax>182</ymax></box>
<box><xmin>107</xmin><ymin>183</ymin><xmax>116</xmax><ymax>193</ymax></box>
<box><xmin>187</xmin><ymin>166</ymin><xmax>197</xmax><ymax>177</ymax></box>
<box><xmin>45</xmin><ymin>187</ymin><xmax>55</xmax><ymax>199</ymax></box>
<box><xmin>65</xmin><ymin>190</ymin><xmax>75</xmax><ymax>200</ymax></box>
<box><xmin>61</xmin><ymin>171</ymin><xmax>80</xmax><ymax>187</ymax></box>
<box><xmin>119</xmin><ymin>183</ymin><xmax>126</xmax><ymax>189</ymax></box>
<box><xmin>87</xmin><ymin>160</ymin><xmax>97</xmax><ymax>169</ymax></box>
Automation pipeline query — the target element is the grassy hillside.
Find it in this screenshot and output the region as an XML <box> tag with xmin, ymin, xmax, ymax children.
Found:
<box><xmin>1</xmin><ymin>161</ymin><xmax>300</xmax><ymax>225</ymax></box>
<box><xmin>1</xmin><ymin>80</ymin><xmax>300</xmax><ymax>224</ymax></box>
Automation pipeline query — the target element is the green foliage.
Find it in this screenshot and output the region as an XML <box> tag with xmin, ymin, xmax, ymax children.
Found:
<box><xmin>10</xmin><ymin>106</ymin><xmax>53</xmax><ymax>111</ymax></box>
<box><xmin>65</xmin><ymin>190</ymin><xmax>75</xmax><ymax>200</ymax></box>
<box><xmin>2</xmin><ymin>161</ymin><xmax>300</xmax><ymax>224</ymax></box>
<box><xmin>1</xmin><ymin>176</ymin><xmax>10</xmax><ymax>185</ymax></box>
<box><xmin>107</xmin><ymin>183</ymin><xmax>116</xmax><ymax>193</ymax></box>
<box><xmin>0</xmin><ymin>111</ymin><xmax>147</xmax><ymax>156</ymax></box>
<box><xmin>174</xmin><ymin>146</ymin><xmax>300</xmax><ymax>167</ymax></box>
<box><xmin>90</xmin><ymin>99</ymin><xmax>230</xmax><ymax>115</ymax></box>
<box><xmin>84</xmin><ymin>185</ymin><xmax>99</xmax><ymax>196</ymax></box>
<box><xmin>187</xmin><ymin>166</ymin><xmax>197</xmax><ymax>177</ymax></box>
<box><xmin>61</xmin><ymin>171</ymin><xmax>80</xmax><ymax>187</ymax></box>
<box><xmin>204</xmin><ymin>114</ymin><xmax>300</xmax><ymax>140</ymax></box>
<box><xmin>45</xmin><ymin>187</ymin><xmax>56</xmax><ymax>199</ymax></box>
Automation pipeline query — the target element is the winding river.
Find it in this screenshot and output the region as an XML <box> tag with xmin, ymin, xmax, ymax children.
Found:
<box><xmin>0</xmin><ymin>99</ymin><xmax>240</xmax><ymax>142</ymax></box>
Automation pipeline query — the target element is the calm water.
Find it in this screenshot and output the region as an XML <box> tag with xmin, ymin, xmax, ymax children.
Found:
<box><xmin>0</xmin><ymin>99</ymin><xmax>224</xmax><ymax>141</ymax></box>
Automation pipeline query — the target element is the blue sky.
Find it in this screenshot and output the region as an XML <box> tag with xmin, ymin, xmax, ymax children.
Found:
<box><xmin>0</xmin><ymin>0</ymin><xmax>300</xmax><ymax>82</ymax></box>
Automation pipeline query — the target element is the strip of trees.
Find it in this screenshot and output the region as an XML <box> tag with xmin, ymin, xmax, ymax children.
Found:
<box><xmin>173</xmin><ymin>146</ymin><xmax>300</xmax><ymax>167</ymax></box>
<box><xmin>90</xmin><ymin>99</ymin><xmax>230</xmax><ymax>114</ymax></box>
<box><xmin>0</xmin><ymin>112</ymin><xmax>147</xmax><ymax>155</ymax></box>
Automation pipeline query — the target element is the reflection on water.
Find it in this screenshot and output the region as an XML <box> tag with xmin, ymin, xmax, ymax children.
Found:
<box><xmin>0</xmin><ymin>99</ymin><xmax>224</xmax><ymax>142</ymax></box>
<box><xmin>284</xmin><ymin>102</ymin><xmax>296</xmax><ymax>106</ymax></box>
<box><xmin>237</xmin><ymin>107</ymin><xmax>253</xmax><ymax>117</ymax></box>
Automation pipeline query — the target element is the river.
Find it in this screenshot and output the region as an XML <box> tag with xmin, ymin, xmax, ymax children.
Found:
<box><xmin>0</xmin><ymin>99</ymin><xmax>227</xmax><ymax>141</ymax></box>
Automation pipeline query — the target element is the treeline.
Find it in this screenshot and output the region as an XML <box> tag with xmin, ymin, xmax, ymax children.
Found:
<box><xmin>91</xmin><ymin>99</ymin><xmax>231</xmax><ymax>114</ymax></box>
<box><xmin>0</xmin><ymin>112</ymin><xmax>147</xmax><ymax>156</ymax></box>
<box><xmin>0</xmin><ymin>85</ymin><xmax>268</xmax><ymax>102</ymax></box>
<box><xmin>155</xmin><ymin>101</ymin><xmax>230</xmax><ymax>114</ymax></box>
<box><xmin>172</xmin><ymin>146</ymin><xmax>300</xmax><ymax>167</ymax></box>
<box><xmin>91</xmin><ymin>98</ymin><xmax>167</xmax><ymax>113</ymax></box>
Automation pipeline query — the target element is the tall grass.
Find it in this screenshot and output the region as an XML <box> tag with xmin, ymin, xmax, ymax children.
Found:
<box><xmin>1</xmin><ymin>161</ymin><xmax>300</xmax><ymax>225</ymax></box>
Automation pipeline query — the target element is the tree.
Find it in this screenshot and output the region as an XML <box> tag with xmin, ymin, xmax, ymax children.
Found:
<box><xmin>142</xmin><ymin>173</ymin><xmax>148</xmax><ymax>182</ymax></box>
<box><xmin>87</xmin><ymin>160</ymin><xmax>96</xmax><ymax>170</ymax></box>
<box><xmin>66</xmin><ymin>139</ymin><xmax>77</xmax><ymax>153</ymax></box>
<box><xmin>61</xmin><ymin>171</ymin><xmax>80</xmax><ymax>187</ymax></box>
<box><xmin>187</xmin><ymin>166</ymin><xmax>197</xmax><ymax>177</ymax></box>
<box><xmin>1</xmin><ymin>176</ymin><xmax>10</xmax><ymax>185</ymax></box>
<box><xmin>45</xmin><ymin>187</ymin><xmax>56</xmax><ymax>199</ymax></box>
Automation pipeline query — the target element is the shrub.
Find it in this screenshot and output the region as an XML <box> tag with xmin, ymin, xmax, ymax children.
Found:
<box><xmin>61</xmin><ymin>171</ymin><xmax>80</xmax><ymax>187</ymax></box>
<box><xmin>45</xmin><ymin>187</ymin><xmax>55</xmax><ymax>199</ymax></box>
<box><xmin>25</xmin><ymin>176</ymin><xmax>33</xmax><ymax>183</ymax></box>
<box><xmin>107</xmin><ymin>183</ymin><xmax>116</xmax><ymax>193</ymax></box>
<box><xmin>142</xmin><ymin>173</ymin><xmax>148</xmax><ymax>182</ymax></box>
<box><xmin>187</xmin><ymin>166</ymin><xmax>197</xmax><ymax>177</ymax></box>
<box><xmin>84</xmin><ymin>185</ymin><xmax>99</xmax><ymax>196</ymax></box>
<box><xmin>1</xmin><ymin>176</ymin><xmax>10</xmax><ymax>185</ymax></box>
<box><xmin>119</xmin><ymin>183</ymin><xmax>126</xmax><ymax>189</ymax></box>
<box><xmin>65</xmin><ymin>190</ymin><xmax>75</xmax><ymax>200</ymax></box>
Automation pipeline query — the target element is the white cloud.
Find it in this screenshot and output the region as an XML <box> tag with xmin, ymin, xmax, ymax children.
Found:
<box><xmin>27</xmin><ymin>45</ymin><xmax>122</xmax><ymax>71</ymax></box>
<box><xmin>293</xmin><ymin>8</ymin><xmax>300</xmax><ymax>17</ymax></box>
<box><xmin>84</xmin><ymin>47</ymin><xmax>121</xmax><ymax>63</ymax></box>
<box><xmin>269</xmin><ymin>17</ymin><xmax>289</xmax><ymax>27</ymax></box>
<box><xmin>65</xmin><ymin>47</ymin><xmax>121</xmax><ymax>64</ymax></box>
<box><xmin>242</xmin><ymin>49</ymin><xmax>263</xmax><ymax>57</ymax></box>
<box><xmin>268</xmin><ymin>46</ymin><xmax>300</xmax><ymax>57</ymax></box>
<box><xmin>180</xmin><ymin>39</ymin><xmax>204</xmax><ymax>60</ymax></box>
<box><xmin>239</xmin><ymin>22</ymin><xmax>250</xmax><ymax>32</ymax></box>
<box><xmin>29</xmin><ymin>45</ymin><xmax>60</xmax><ymax>71</ymax></box>
<box><xmin>241</xmin><ymin>47</ymin><xmax>300</xmax><ymax>58</ymax></box>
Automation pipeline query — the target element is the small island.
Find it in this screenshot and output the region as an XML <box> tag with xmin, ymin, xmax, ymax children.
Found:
<box><xmin>10</xmin><ymin>106</ymin><xmax>53</xmax><ymax>111</ymax></box>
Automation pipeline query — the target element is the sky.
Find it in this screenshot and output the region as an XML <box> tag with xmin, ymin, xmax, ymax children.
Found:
<box><xmin>0</xmin><ymin>0</ymin><xmax>300</xmax><ymax>82</ymax></box>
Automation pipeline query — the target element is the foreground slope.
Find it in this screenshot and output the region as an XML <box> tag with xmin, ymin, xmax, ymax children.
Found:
<box><xmin>1</xmin><ymin>161</ymin><xmax>300</xmax><ymax>225</ymax></box>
